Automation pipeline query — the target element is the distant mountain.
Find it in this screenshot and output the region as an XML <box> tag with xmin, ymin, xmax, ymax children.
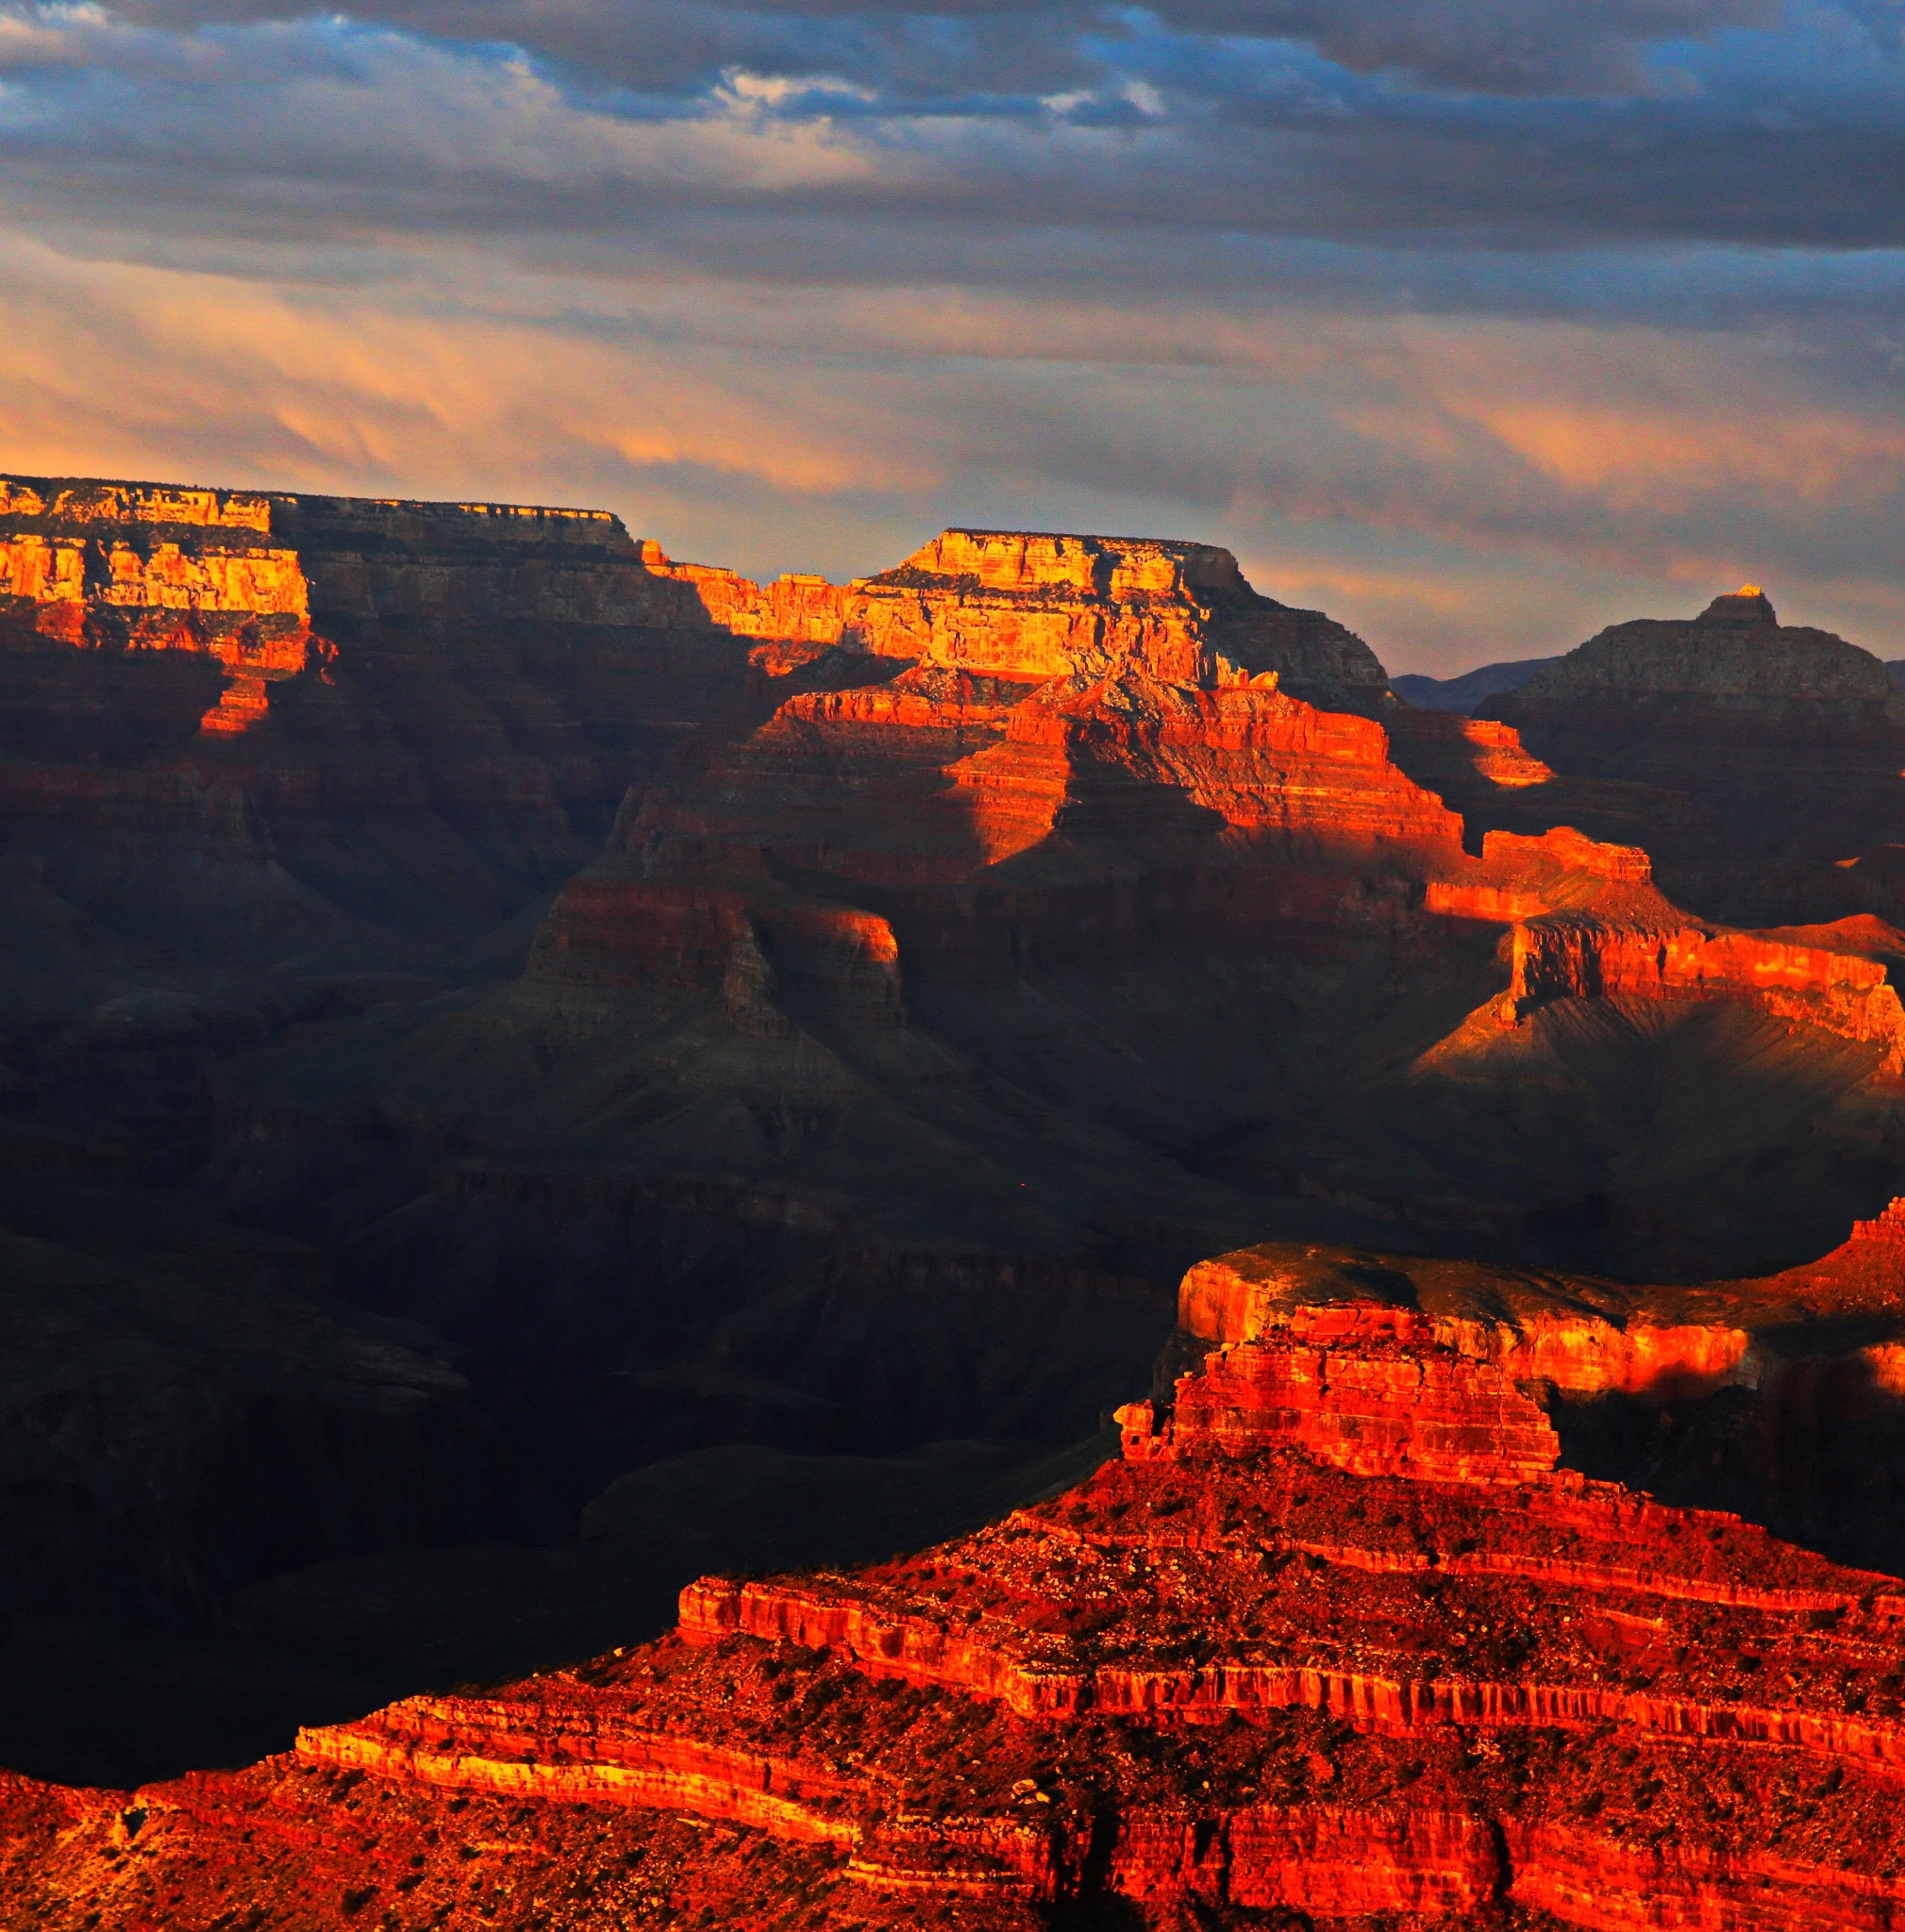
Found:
<box><xmin>1392</xmin><ymin>655</ymin><xmax>1561</xmax><ymax>711</ymax></box>
<box><xmin>1888</xmin><ymin>659</ymin><xmax>1905</xmax><ymax>691</ymax></box>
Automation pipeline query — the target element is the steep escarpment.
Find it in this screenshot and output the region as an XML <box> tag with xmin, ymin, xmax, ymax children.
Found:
<box><xmin>16</xmin><ymin>1292</ymin><xmax>1905</xmax><ymax>1928</ymax></box>
<box><xmin>0</xmin><ymin>474</ymin><xmax>806</xmax><ymax>974</ymax></box>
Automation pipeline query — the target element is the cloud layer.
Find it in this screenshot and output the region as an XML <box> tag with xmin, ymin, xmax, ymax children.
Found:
<box><xmin>2</xmin><ymin>0</ymin><xmax>1903</xmax><ymax>670</ymax></box>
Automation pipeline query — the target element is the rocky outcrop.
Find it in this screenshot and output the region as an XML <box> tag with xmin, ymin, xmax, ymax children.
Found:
<box><xmin>17</xmin><ymin>1287</ymin><xmax>1905</xmax><ymax>1928</ymax></box>
<box><xmin>1506</xmin><ymin>918</ymin><xmax>1905</xmax><ymax>1074</ymax></box>
<box><xmin>1424</xmin><ymin>825</ymin><xmax>1905</xmax><ymax>1076</ymax></box>
<box><xmin>843</xmin><ymin>529</ymin><xmax>1394</xmax><ymax>708</ymax></box>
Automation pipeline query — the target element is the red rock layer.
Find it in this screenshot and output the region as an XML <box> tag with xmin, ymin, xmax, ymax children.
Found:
<box><xmin>1423</xmin><ymin>825</ymin><xmax>1905</xmax><ymax>1077</ymax></box>
<box><xmin>1171</xmin><ymin>1208</ymin><xmax>1905</xmax><ymax>1402</ymax></box>
<box><xmin>1506</xmin><ymin>918</ymin><xmax>1905</xmax><ymax>1074</ymax></box>
<box><xmin>16</xmin><ymin>1293</ymin><xmax>1905</xmax><ymax>1928</ymax></box>
<box><xmin>1115</xmin><ymin>1301</ymin><xmax>1563</xmax><ymax>1483</ymax></box>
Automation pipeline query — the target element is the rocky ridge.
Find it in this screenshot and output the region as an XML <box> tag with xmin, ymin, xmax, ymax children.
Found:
<box><xmin>15</xmin><ymin>1251</ymin><xmax>1905</xmax><ymax>1927</ymax></box>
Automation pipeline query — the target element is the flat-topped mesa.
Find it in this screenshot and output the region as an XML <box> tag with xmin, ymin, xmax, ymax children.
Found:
<box><xmin>848</xmin><ymin>527</ymin><xmax>1395</xmax><ymax>708</ymax></box>
<box><xmin>1173</xmin><ymin>1218</ymin><xmax>1905</xmax><ymax>1415</ymax></box>
<box><xmin>1115</xmin><ymin>1299</ymin><xmax>1562</xmax><ymax>1482</ymax></box>
<box><xmin>0</xmin><ymin>481</ymin><xmax>1395</xmax><ymax>723</ymax></box>
<box><xmin>0</xmin><ymin>470</ymin><xmax>791</xmax><ymax>647</ymax></box>
<box><xmin>1175</xmin><ymin>1241</ymin><xmax>1758</xmax><ymax>1402</ymax></box>
<box><xmin>257</xmin><ymin>495</ymin><xmax>739</xmax><ymax>632</ymax></box>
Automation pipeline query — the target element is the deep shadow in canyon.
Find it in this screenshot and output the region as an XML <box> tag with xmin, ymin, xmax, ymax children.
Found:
<box><xmin>8</xmin><ymin>487</ymin><xmax>1905</xmax><ymax>1790</ymax></box>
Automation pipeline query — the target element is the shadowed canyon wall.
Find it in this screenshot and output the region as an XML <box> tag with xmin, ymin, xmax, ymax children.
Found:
<box><xmin>10</xmin><ymin>473</ymin><xmax>1905</xmax><ymax>1797</ymax></box>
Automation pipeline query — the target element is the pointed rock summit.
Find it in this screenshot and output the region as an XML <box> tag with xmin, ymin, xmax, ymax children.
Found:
<box><xmin>1702</xmin><ymin>582</ymin><xmax>1778</xmax><ymax>623</ymax></box>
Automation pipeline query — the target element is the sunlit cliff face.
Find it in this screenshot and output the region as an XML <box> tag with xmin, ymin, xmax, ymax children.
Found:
<box><xmin>2</xmin><ymin>0</ymin><xmax>1905</xmax><ymax>671</ymax></box>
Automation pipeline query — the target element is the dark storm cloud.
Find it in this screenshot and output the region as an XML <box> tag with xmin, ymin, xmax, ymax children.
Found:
<box><xmin>0</xmin><ymin>0</ymin><xmax>1900</xmax><ymax>265</ymax></box>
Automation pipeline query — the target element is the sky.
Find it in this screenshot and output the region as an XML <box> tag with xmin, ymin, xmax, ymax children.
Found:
<box><xmin>2</xmin><ymin>0</ymin><xmax>1904</xmax><ymax>672</ymax></box>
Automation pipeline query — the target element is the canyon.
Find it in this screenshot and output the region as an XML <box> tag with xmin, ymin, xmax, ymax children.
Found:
<box><xmin>8</xmin><ymin>468</ymin><xmax>1905</xmax><ymax>1932</ymax></box>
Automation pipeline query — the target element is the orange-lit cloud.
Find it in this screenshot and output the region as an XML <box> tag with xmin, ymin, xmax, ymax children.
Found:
<box><xmin>8</xmin><ymin>224</ymin><xmax>1905</xmax><ymax>674</ymax></box>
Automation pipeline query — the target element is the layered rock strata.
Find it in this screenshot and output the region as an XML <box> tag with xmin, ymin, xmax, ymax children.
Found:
<box><xmin>0</xmin><ymin>473</ymin><xmax>845</xmax><ymax>967</ymax></box>
<box><xmin>0</xmin><ymin>475</ymin><xmax>316</xmax><ymax>741</ymax></box>
<box><xmin>1424</xmin><ymin>826</ymin><xmax>1905</xmax><ymax>1076</ymax></box>
<box><xmin>15</xmin><ymin>1289</ymin><xmax>1905</xmax><ymax>1927</ymax></box>
<box><xmin>1177</xmin><ymin>1225</ymin><xmax>1905</xmax><ymax>1575</ymax></box>
<box><xmin>533</xmin><ymin>662</ymin><xmax>1468</xmax><ymax>1008</ymax></box>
